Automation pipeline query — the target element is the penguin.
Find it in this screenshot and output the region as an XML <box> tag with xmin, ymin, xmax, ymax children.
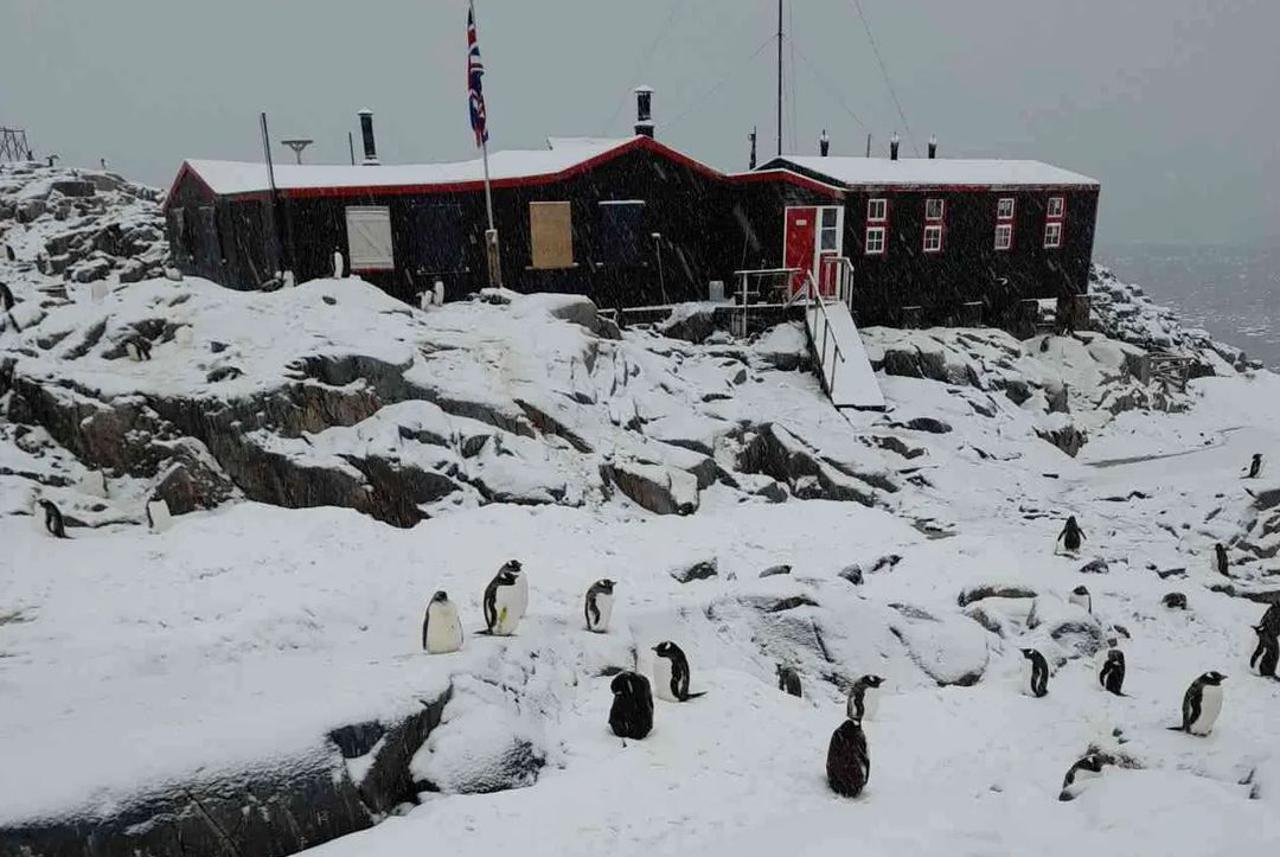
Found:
<box><xmin>4</xmin><ymin>244</ymin><xmax>14</xmax><ymax>262</ymax></box>
<box><xmin>826</xmin><ymin>717</ymin><xmax>870</xmax><ymax>798</ymax></box>
<box><xmin>1020</xmin><ymin>648</ymin><xmax>1050</xmax><ymax>698</ymax></box>
<box><xmin>1057</xmin><ymin>516</ymin><xmax>1085</xmax><ymax>553</ymax></box>
<box><xmin>422</xmin><ymin>591</ymin><xmax>464</xmax><ymax>654</ymax></box>
<box><xmin>123</xmin><ymin>335</ymin><xmax>152</xmax><ymax>361</ymax></box>
<box><xmin>1243</xmin><ymin>453</ymin><xmax>1263</xmax><ymax>479</ymax></box>
<box><xmin>652</xmin><ymin>641</ymin><xmax>705</xmax><ymax>702</ymax></box>
<box><xmin>282</xmin><ymin>270</ymin><xmax>296</xmax><ymax>289</ymax></box>
<box><xmin>1069</xmin><ymin>584</ymin><xmax>1092</xmax><ymax>614</ymax></box>
<box><xmin>776</xmin><ymin>664</ymin><xmax>802</xmax><ymax>698</ymax></box>
<box><xmin>332</xmin><ymin>250</ymin><xmax>345</xmax><ymax>279</ymax></box>
<box><xmin>1098</xmin><ymin>648</ymin><xmax>1126</xmax><ymax>696</ymax></box>
<box><xmin>846</xmin><ymin>674</ymin><xmax>884</xmax><ymax>722</ymax></box>
<box><xmin>584</xmin><ymin>578</ymin><xmax>615</xmax><ymax>633</ymax></box>
<box><xmin>1170</xmin><ymin>671</ymin><xmax>1226</xmax><ymax>735</ymax></box>
<box><xmin>0</xmin><ymin>280</ymin><xmax>13</xmax><ymax>311</ymax></box>
<box><xmin>1249</xmin><ymin>626</ymin><xmax>1278</xmax><ymax>679</ymax></box>
<box><xmin>608</xmin><ymin>671</ymin><xmax>654</xmax><ymax>740</ymax></box>
<box><xmin>145</xmin><ymin>498</ymin><xmax>173</xmax><ymax>533</ymax></box>
<box><xmin>482</xmin><ymin>560</ymin><xmax>527</xmax><ymax>636</ymax></box>
<box><xmin>1059</xmin><ymin>754</ymin><xmax>1107</xmax><ymax>801</ymax></box>
<box><xmin>1213</xmin><ymin>543</ymin><xmax>1230</xmax><ymax>578</ymax></box>
<box><xmin>37</xmin><ymin>499</ymin><xmax>67</xmax><ymax>538</ymax></box>
<box><xmin>1261</xmin><ymin>603</ymin><xmax>1280</xmax><ymax>638</ymax></box>
<box><xmin>1162</xmin><ymin>592</ymin><xmax>1188</xmax><ymax>610</ymax></box>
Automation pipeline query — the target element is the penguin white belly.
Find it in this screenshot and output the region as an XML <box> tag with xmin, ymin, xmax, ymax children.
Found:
<box><xmin>1069</xmin><ymin>593</ymin><xmax>1090</xmax><ymax>613</ymax></box>
<box><xmin>589</xmin><ymin>592</ymin><xmax>614</xmax><ymax>632</ymax></box>
<box><xmin>147</xmin><ymin>499</ymin><xmax>173</xmax><ymax>533</ymax></box>
<box><xmin>1021</xmin><ymin>659</ymin><xmax>1037</xmax><ymax>696</ymax></box>
<box><xmin>861</xmin><ymin>687</ymin><xmax>879</xmax><ymax>721</ymax></box>
<box><xmin>653</xmin><ymin>657</ymin><xmax>677</xmax><ymax>702</ymax></box>
<box><xmin>1191</xmin><ymin>685</ymin><xmax>1222</xmax><ymax>735</ymax></box>
<box><xmin>125</xmin><ymin>341</ymin><xmax>141</xmax><ymax>361</ymax></box>
<box><xmin>426</xmin><ymin>603</ymin><xmax>463</xmax><ymax>654</ymax></box>
<box><xmin>510</xmin><ymin>574</ymin><xmax>529</xmax><ymax>623</ymax></box>
<box><xmin>492</xmin><ymin>585</ymin><xmax>524</xmax><ymax>636</ymax></box>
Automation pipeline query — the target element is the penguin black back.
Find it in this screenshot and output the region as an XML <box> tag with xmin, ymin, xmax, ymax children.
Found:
<box><xmin>1058</xmin><ymin>516</ymin><xmax>1085</xmax><ymax>552</ymax></box>
<box><xmin>1021</xmin><ymin>648</ymin><xmax>1049</xmax><ymax>697</ymax></box>
<box><xmin>1214</xmin><ymin>543</ymin><xmax>1230</xmax><ymax>578</ymax></box>
<box><xmin>826</xmin><ymin>718</ymin><xmax>870</xmax><ymax>798</ymax></box>
<box><xmin>1059</xmin><ymin>754</ymin><xmax>1106</xmax><ymax>801</ymax></box>
<box><xmin>584</xmin><ymin>578</ymin><xmax>614</xmax><ymax>630</ymax></box>
<box><xmin>653</xmin><ymin>641</ymin><xmax>704</xmax><ymax>701</ymax></box>
<box><xmin>1098</xmin><ymin>649</ymin><xmax>1125</xmax><ymax>696</ymax></box>
<box><xmin>1250</xmin><ymin>626</ymin><xmax>1278</xmax><ymax>679</ymax></box>
<box><xmin>38</xmin><ymin>499</ymin><xmax>67</xmax><ymax>538</ymax></box>
<box><xmin>776</xmin><ymin>664</ymin><xmax>802</xmax><ymax>698</ymax></box>
<box><xmin>1245</xmin><ymin>453</ymin><xmax>1263</xmax><ymax>479</ymax></box>
<box><xmin>1261</xmin><ymin>603</ymin><xmax>1280</xmax><ymax>638</ymax></box>
<box><xmin>482</xmin><ymin>561</ymin><xmax>521</xmax><ymax>633</ymax></box>
<box><xmin>0</xmin><ymin>281</ymin><xmax>13</xmax><ymax>312</ymax></box>
<box><xmin>608</xmin><ymin>671</ymin><xmax>654</xmax><ymax>740</ymax></box>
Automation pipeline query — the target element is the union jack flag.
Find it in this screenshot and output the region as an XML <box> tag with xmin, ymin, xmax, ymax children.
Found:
<box><xmin>467</xmin><ymin>5</ymin><xmax>488</xmax><ymax>148</ymax></box>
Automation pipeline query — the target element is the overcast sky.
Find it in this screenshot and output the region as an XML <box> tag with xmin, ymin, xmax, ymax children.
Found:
<box><xmin>2</xmin><ymin>0</ymin><xmax>1276</xmax><ymax>245</ymax></box>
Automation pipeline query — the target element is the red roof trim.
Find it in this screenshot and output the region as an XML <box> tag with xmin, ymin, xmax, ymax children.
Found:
<box><xmin>161</xmin><ymin>161</ymin><xmax>219</xmax><ymax>213</ymax></box>
<box><xmin>728</xmin><ymin>169</ymin><xmax>845</xmax><ymax>199</ymax></box>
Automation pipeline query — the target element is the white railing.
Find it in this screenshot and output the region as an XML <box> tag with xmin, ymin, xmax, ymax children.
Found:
<box><xmin>796</xmin><ymin>268</ymin><xmax>846</xmax><ymax>397</ymax></box>
<box><xmin>731</xmin><ymin>267</ymin><xmax>800</xmax><ymax>336</ymax></box>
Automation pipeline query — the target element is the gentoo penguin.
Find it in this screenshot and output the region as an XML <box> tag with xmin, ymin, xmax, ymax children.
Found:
<box><xmin>1171</xmin><ymin>671</ymin><xmax>1226</xmax><ymax>735</ymax></box>
<box><xmin>482</xmin><ymin>560</ymin><xmax>527</xmax><ymax>636</ymax></box>
<box><xmin>145</xmin><ymin>498</ymin><xmax>173</xmax><ymax>533</ymax></box>
<box><xmin>652</xmin><ymin>641</ymin><xmax>705</xmax><ymax>702</ymax></box>
<box><xmin>1020</xmin><ymin>648</ymin><xmax>1050</xmax><ymax>698</ymax></box>
<box><xmin>1213</xmin><ymin>543</ymin><xmax>1231</xmax><ymax>578</ymax></box>
<box><xmin>1069</xmin><ymin>585</ymin><xmax>1092</xmax><ymax>614</ymax></box>
<box><xmin>1261</xmin><ymin>603</ymin><xmax>1280</xmax><ymax>638</ymax></box>
<box><xmin>1250</xmin><ymin>626</ymin><xmax>1278</xmax><ymax>679</ymax></box>
<box><xmin>1059</xmin><ymin>754</ymin><xmax>1107</xmax><ymax>801</ymax></box>
<box><xmin>4</xmin><ymin>244</ymin><xmax>14</xmax><ymax>262</ymax></box>
<box><xmin>37</xmin><ymin>499</ymin><xmax>67</xmax><ymax>538</ymax></box>
<box><xmin>847</xmin><ymin>674</ymin><xmax>884</xmax><ymax>722</ymax></box>
<box><xmin>332</xmin><ymin>250</ymin><xmax>345</xmax><ymax>278</ymax></box>
<box><xmin>1098</xmin><ymin>649</ymin><xmax>1126</xmax><ymax>696</ymax></box>
<box><xmin>608</xmin><ymin>671</ymin><xmax>654</xmax><ymax>740</ymax></box>
<box><xmin>1057</xmin><ymin>516</ymin><xmax>1085</xmax><ymax>553</ymax></box>
<box><xmin>826</xmin><ymin>718</ymin><xmax>870</xmax><ymax>798</ymax></box>
<box><xmin>123</xmin><ymin>335</ymin><xmax>152</xmax><ymax>361</ymax></box>
<box><xmin>584</xmin><ymin>579</ymin><xmax>615</xmax><ymax>633</ymax></box>
<box><xmin>776</xmin><ymin>664</ymin><xmax>802</xmax><ymax>698</ymax></box>
<box><xmin>422</xmin><ymin>591</ymin><xmax>464</xmax><ymax>654</ymax></box>
<box><xmin>1244</xmin><ymin>453</ymin><xmax>1263</xmax><ymax>479</ymax></box>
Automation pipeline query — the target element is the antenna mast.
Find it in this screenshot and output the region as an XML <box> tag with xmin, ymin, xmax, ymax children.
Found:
<box><xmin>776</xmin><ymin>0</ymin><xmax>783</xmax><ymax>157</ymax></box>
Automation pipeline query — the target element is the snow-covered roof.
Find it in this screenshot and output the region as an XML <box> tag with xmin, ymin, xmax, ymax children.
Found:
<box><xmin>761</xmin><ymin>156</ymin><xmax>1100</xmax><ymax>189</ymax></box>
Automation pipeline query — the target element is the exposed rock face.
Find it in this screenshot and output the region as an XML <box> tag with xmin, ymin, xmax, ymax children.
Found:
<box><xmin>957</xmin><ymin>584</ymin><xmax>1038</xmax><ymax>607</ymax></box>
<box><xmin>603</xmin><ymin>458</ymin><xmax>699</xmax><ymax>515</ymax></box>
<box><xmin>671</xmin><ymin>558</ymin><xmax>718</xmax><ymax>583</ymax></box>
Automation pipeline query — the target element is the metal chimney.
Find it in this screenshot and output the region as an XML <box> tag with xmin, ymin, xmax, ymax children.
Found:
<box><xmin>819</xmin><ymin>129</ymin><xmax>830</xmax><ymax>157</ymax></box>
<box><xmin>889</xmin><ymin>132</ymin><xmax>900</xmax><ymax>161</ymax></box>
<box><xmin>928</xmin><ymin>135</ymin><xmax>937</xmax><ymax>159</ymax></box>
<box><xmin>634</xmin><ymin>86</ymin><xmax>654</xmax><ymax>138</ymax></box>
<box><xmin>748</xmin><ymin>126</ymin><xmax>758</xmax><ymax>170</ymax></box>
<box><xmin>358</xmin><ymin>109</ymin><xmax>379</xmax><ymax>165</ymax></box>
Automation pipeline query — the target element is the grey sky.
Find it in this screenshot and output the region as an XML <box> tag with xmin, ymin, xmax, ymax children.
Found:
<box><xmin>2</xmin><ymin>0</ymin><xmax>1276</xmax><ymax>245</ymax></box>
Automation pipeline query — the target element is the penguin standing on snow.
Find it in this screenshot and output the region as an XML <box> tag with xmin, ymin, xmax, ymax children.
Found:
<box><xmin>584</xmin><ymin>579</ymin><xmax>615</xmax><ymax>633</ymax></box>
<box><xmin>652</xmin><ymin>641</ymin><xmax>705</xmax><ymax>702</ymax></box>
<box><xmin>1250</xmin><ymin>626</ymin><xmax>1278</xmax><ymax>679</ymax></box>
<box><xmin>1243</xmin><ymin>453</ymin><xmax>1264</xmax><ymax>479</ymax></box>
<box><xmin>846</xmin><ymin>674</ymin><xmax>884</xmax><ymax>722</ymax></box>
<box><xmin>145</xmin><ymin>497</ymin><xmax>173</xmax><ymax>533</ymax></box>
<box><xmin>4</xmin><ymin>244</ymin><xmax>14</xmax><ymax>262</ymax></box>
<box><xmin>1069</xmin><ymin>585</ymin><xmax>1092</xmax><ymax>614</ymax></box>
<box><xmin>826</xmin><ymin>717</ymin><xmax>870</xmax><ymax>798</ymax></box>
<box><xmin>608</xmin><ymin>671</ymin><xmax>654</xmax><ymax>740</ymax></box>
<box><xmin>482</xmin><ymin>560</ymin><xmax>527</xmax><ymax>636</ymax></box>
<box><xmin>332</xmin><ymin>250</ymin><xmax>345</xmax><ymax>279</ymax></box>
<box><xmin>1021</xmin><ymin>648</ymin><xmax>1050</xmax><ymax>698</ymax></box>
<box><xmin>1261</xmin><ymin>603</ymin><xmax>1280</xmax><ymax>638</ymax></box>
<box><xmin>422</xmin><ymin>591</ymin><xmax>463</xmax><ymax>654</ymax></box>
<box><xmin>1098</xmin><ymin>649</ymin><xmax>1126</xmax><ymax>696</ymax></box>
<box><xmin>37</xmin><ymin>499</ymin><xmax>67</xmax><ymax>538</ymax></box>
<box><xmin>777</xmin><ymin>664</ymin><xmax>802</xmax><ymax>698</ymax></box>
<box><xmin>1057</xmin><ymin>516</ymin><xmax>1085</xmax><ymax>554</ymax></box>
<box><xmin>123</xmin><ymin>335</ymin><xmax>152</xmax><ymax>361</ymax></box>
<box><xmin>1059</xmin><ymin>754</ymin><xmax>1107</xmax><ymax>801</ymax></box>
<box><xmin>1213</xmin><ymin>543</ymin><xmax>1231</xmax><ymax>578</ymax></box>
<box><xmin>1170</xmin><ymin>671</ymin><xmax>1226</xmax><ymax>735</ymax></box>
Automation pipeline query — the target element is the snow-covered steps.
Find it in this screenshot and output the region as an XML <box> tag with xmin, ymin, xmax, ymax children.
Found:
<box><xmin>803</xmin><ymin>298</ymin><xmax>885</xmax><ymax>410</ymax></box>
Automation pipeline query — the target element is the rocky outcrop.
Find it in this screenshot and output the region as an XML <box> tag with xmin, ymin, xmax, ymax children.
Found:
<box><xmin>602</xmin><ymin>458</ymin><xmax>699</xmax><ymax>515</ymax></box>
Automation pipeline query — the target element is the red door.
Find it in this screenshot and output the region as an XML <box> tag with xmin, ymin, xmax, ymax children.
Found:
<box><xmin>784</xmin><ymin>207</ymin><xmax>817</xmax><ymax>295</ymax></box>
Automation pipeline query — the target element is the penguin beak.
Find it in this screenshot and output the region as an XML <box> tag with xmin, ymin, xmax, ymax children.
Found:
<box><xmin>651</xmin><ymin>645</ymin><xmax>661</xmax><ymax>653</ymax></box>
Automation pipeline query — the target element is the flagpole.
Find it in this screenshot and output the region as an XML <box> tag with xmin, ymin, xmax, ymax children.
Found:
<box><xmin>472</xmin><ymin>0</ymin><xmax>502</xmax><ymax>288</ymax></box>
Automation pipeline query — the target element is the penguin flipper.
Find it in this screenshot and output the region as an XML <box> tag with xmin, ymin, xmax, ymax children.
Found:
<box><xmin>421</xmin><ymin>613</ymin><xmax>430</xmax><ymax>651</ymax></box>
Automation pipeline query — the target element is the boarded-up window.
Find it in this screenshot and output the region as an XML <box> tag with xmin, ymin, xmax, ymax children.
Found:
<box><xmin>345</xmin><ymin>206</ymin><xmax>395</xmax><ymax>271</ymax></box>
<box><xmin>597</xmin><ymin>200</ymin><xmax>645</xmax><ymax>265</ymax></box>
<box><xmin>530</xmin><ymin>201</ymin><xmax>573</xmax><ymax>269</ymax></box>
<box><xmin>167</xmin><ymin>209</ymin><xmax>189</xmax><ymax>262</ymax></box>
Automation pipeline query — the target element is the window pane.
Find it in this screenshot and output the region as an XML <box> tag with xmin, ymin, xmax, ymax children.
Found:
<box><xmin>998</xmin><ymin>198</ymin><xmax>1014</xmax><ymax>219</ymax></box>
<box><xmin>820</xmin><ymin>228</ymin><xmax>838</xmax><ymax>251</ymax></box>
<box><xmin>821</xmin><ymin>207</ymin><xmax>839</xmax><ymax>228</ymax></box>
<box><xmin>597</xmin><ymin>201</ymin><xmax>646</xmax><ymax>265</ymax></box>
<box><xmin>927</xmin><ymin>199</ymin><xmax>943</xmax><ymax>220</ymax></box>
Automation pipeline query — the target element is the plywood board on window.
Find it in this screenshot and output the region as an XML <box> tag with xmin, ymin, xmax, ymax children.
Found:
<box><xmin>345</xmin><ymin>206</ymin><xmax>395</xmax><ymax>271</ymax></box>
<box><xmin>530</xmin><ymin>201</ymin><xmax>573</xmax><ymax>269</ymax></box>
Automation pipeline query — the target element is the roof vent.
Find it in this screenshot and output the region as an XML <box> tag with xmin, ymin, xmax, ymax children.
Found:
<box><xmin>358</xmin><ymin>109</ymin><xmax>379</xmax><ymax>166</ymax></box>
<box><xmin>889</xmin><ymin>132</ymin><xmax>900</xmax><ymax>161</ymax></box>
<box><xmin>634</xmin><ymin>86</ymin><xmax>654</xmax><ymax>139</ymax></box>
<box><xmin>819</xmin><ymin>129</ymin><xmax>830</xmax><ymax>157</ymax></box>
<box><xmin>928</xmin><ymin>135</ymin><xmax>937</xmax><ymax>159</ymax></box>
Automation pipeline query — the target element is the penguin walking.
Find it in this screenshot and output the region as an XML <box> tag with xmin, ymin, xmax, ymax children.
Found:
<box><xmin>1170</xmin><ymin>671</ymin><xmax>1226</xmax><ymax>735</ymax></box>
<box><xmin>123</xmin><ymin>335</ymin><xmax>152</xmax><ymax>361</ymax></box>
<box><xmin>1098</xmin><ymin>648</ymin><xmax>1126</xmax><ymax>696</ymax></box>
<box><xmin>846</xmin><ymin>674</ymin><xmax>884</xmax><ymax>722</ymax></box>
<box><xmin>37</xmin><ymin>499</ymin><xmax>67</xmax><ymax>538</ymax></box>
<box><xmin>422</xmin><ymin>591</ymin><xmax>464</xmax><ymax>654</ymax></box>
<box><xmin>1020</xmin><ymin>648</ymin><xmax>1050</xmax><ymax>698</ymax></box>
<box><xmin>1243</xmin><ymin>453</ymin><xmax>1263</xmax><ymax>479</ymax></box>
<box><xmin>1069</xmin><ymin>585</ymin><xmax>1092</xmax><ymax>614</ymax></box>
<box><xmin>608</xmin><ymin>671</ymin><xmax>654</xmax><ymax>740</ymax></box>
<box><xmin>1261</xmin><ymin>603</ymin><xmax>1280</xmax><ymax>638</ymax></box>
<box><xmin>145</xmin><ymin>498</ymin><xmax>173</xmax><ymax>533</ymax></box>
<box><xmin>1059</xmin><ymin>754</ymin><xmax>1107</xmax><ymax>801</ymax></box>
<box><xmin>1056</xmin><ymin>516</ymin><xmax>1085</xmax><ymax>554</ymax></box>
<box><xmin>482</xmin><ymin>560</ymin><xmax>527</xmax><ymax>636</ymax></box>
<box><xmin>826</xmin><ymin>717</ymin><xmax>870</xmax><ymax>798</ymax></box>
<box><xmin>776</xmin><ymin>664</ymin><xmax>802</xmax><ymax>698</ymax></box>
<box><xmin>652</xmin><ymin>641</ymin><xmax>705</xmax><ymax>702</ymax></box>
<box><xmin>584</xmin><ymin>579</ymin><xmax>615</xmax><ymax>633</ymax></box>
<box><xmin>1249</xmin><ymin>626</ymin><xmax>1278</xmax><ymax>679</ymax></box>
<box><xmin>1213</xmin><ymin>543</ymin><xmax>1230</xmax><ymax>578</ymax></box>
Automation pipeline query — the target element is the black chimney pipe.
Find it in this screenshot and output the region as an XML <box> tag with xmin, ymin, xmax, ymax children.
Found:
<box><xmin>748</xmin><ymin>126</ymin><xmax>757</xmax><ymax>170</ymax></box>
<box><xmin>889</xmin><ymin>132</ymin><xmax>900</xmax><ymax>161</ymax></box>
<box><xmin>358</xmin><ymin>109</ymin><xmax>379</xmax><ymax>165</ymax></box>
<box><xmin>634</xmin><ymin>86</ymin><xmax>654</xmax><ymax>138</ymax></box>
<box><xmin>928</xmin><ymin>135</ymin><xmax>937</xmax><ymax>159</ymax></box>
<box><xmin>819</xmin><ymin>129</ymin><xmax>830</xmax><ymax>157</ymax></box>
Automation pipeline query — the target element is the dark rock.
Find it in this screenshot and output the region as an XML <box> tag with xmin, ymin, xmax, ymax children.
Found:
<box><xmin>601</xmin><ymin>459</ymin><xmax>698</xmax><ymax>516</ymax></box>
<box><xmin>838</xmin><ymin>564</ymin><xmax>864</xmax><ymax>585</ymax></box>
<box><xmin>206</xmin><ymin>366</ymin><xmax>243</xmax><ymax>383</ymax></box>
<box><xmin>1037</xmin><ymin>423</ymin><xmax>1088</xmax><ymax>457</ymax></box>
<box><xmin>1162</xmin><ymin>592</ymin><xmax>1188</xmax><ymax>610</ymax></box>
<box><xmin>905</xmin><ymin>417</ymin><xmax>952</xmax><ymax>434</ymax></box>
<box><xmin>328</xmin><ymin>721</ymin><xmax>385</xmax><ymax>759</ymax></box>
<box><xmin>870</xmin><ymin>554</ymin><xmax>903</xmax><ymax>574</ymax></box>
<box><xmin>659</xmin><ymin>304</ymin><xmax>719</xmax><ymax>344</ymax></box>
<box><xmin>1079</xmin><ymin>558</ymin><xmax>1110</xmax><ymax>575</ymax></box>
<box><xmin>762</xmin><ymin>595</ymin><xmax>819</xmax><ymax>613</ymax></box>
<box><xmin>152</xmin><ymin>453</ymin><xmax>237</xmax><ymax>515</ymax></box>
<box><xmin>870</xmin><ymin>435</ymin><xmax>925</xmax><ymax>459</ymax></box>
<box><xmin>352</xmin><ymin>693</ymin><xmax>451</xmax><ymax>815</ymax></box>
<box><xmin>777</xmin><ymin>664</ymin><xmax>802</xmax><ymax>697</ymax></box>
<box><xmin>671</xmin><ymin>559</ymin><xmax>718</xmax><ymax>583</ymax></box>
<box><xmin>759</xmin><ymin>564</ymin><xmax>791</xmax><ymax>578</ymax></box>
<box><xmin>1050</xmin><ymin>620</ymin><xmax>1107</xmax><ymax>658</ymax></box>
<box><xmin>957</xmin><ymin>584</ymin><xmax>1038</xmax><ymax>607</ymax></box>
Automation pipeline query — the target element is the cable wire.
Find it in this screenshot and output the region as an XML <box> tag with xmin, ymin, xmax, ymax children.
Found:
<box><xmin>667</xmin><ymin>36</ymin><xmax>776</xmax><ymax>128</ymax></box>
<box><xmin>790</xmin><ymin>42</ymin><xmax>868</xmax><ymax>134</ymax></box>
<box><xmin>600</xmin><ymin>0</ymin><xmax>689</xmax><ymax>135</ymax></box>
<box><xmin>847</xmin><ymin>0</ymin><xmax>919</xmax><ymax>155</ymax></box>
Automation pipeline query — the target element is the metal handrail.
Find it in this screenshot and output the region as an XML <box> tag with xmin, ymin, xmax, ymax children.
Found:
<box><xmin>732</xmin><ymin>267</ymin><xmax>802</xmax><ymax>336</ymax></box>
<box><xmin>801</xmin><ymin>269</ymin><xmax>845</xmax><ymax>396</ymax></box>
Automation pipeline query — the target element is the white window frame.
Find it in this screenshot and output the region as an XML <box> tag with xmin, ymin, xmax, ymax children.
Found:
<box><xmin>925</xmin><ymin>198</ymin><xmax>945</xmax><ymax>222</ymax></box>
<box><xmin>1044</xmin><ymin>221</ymin><xmax>1063</xmax><ymax>249</ymax></box>
<box><xmin>997</xmin><ymin>197</ymin><xmax>1015</xmax><ymax>220</ymax></box>
<box><xmin>923</xmin><ymin>224</ymin><xmax>943</xmax><ymax>253</ymax></box>
<box><xmin>864</xmin><ymin>226</ymin><xmax>886</xmax><ymax>255</ymax></box>
<box><xmin>867</xmin><ymin>198</ymin><xmax>887</xmax><ymax>223</ymax></box>
<box><xmin>1047</xmin><ymin>196</ymin><xmax>1064</xmax><ymax>219</ymax></box>
<box><xmin>994</xmin><ymin>223</ymin><xmax>1013</xmax><ymax>251</ymax></box>
<box><xmin>818</xmin><ymin>205</ymin><xmax>843</xmax><ymax>254</ymax></box>
<box><xmin>344</xmin><ymin>206</ymin><xmax>395</xmax><ymax>271</ymax></box>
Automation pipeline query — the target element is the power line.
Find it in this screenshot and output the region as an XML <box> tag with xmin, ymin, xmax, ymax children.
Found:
<box><xmin>790</xmin><ymin>42</ymin><xmax>868</xmax><ymax>134</ymax></box>
<box><xmin>600</xmin><ymin>0</ymin><xmax>689</xmax><ymax>135</ymax></box>
<box><xmin>667</xmin><ymin>36</ymin><xmax>776</xmax><ymax>128</ymax></box>
<box><xmin>847</xmin><ymin>0</ymin><xmax>919</xmax><ymax>156</ymax></box>
<box><xmin>787</xmin><ymin>1</ymin><xmax>798</xmax><ymax>153</ymax></box>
